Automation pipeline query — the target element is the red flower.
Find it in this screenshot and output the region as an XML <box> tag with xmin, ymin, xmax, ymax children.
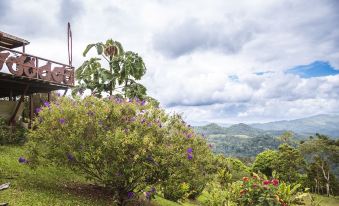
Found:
<box><xmin>243</xmin><ymin>177</ymin><xmax>250</xmax><ymax>182</ymax></box>
<box><xmin>240</xmin><ymin>189</ymin><xmax>247</xmax><ymax>195</ymax></box>
<box><xmin>263</xmin><ymin>180</ymin><xmax>271</xmax><ymax>185</ymax></box>
<box><xmin>272</xmin><ymin>179</ymin><xmax>279</xmax><ymax>186</ymax></box>
<box><xmin>252</xmin><ymin>183</ymin><xmax>258</xmax><ymax>188</ymax></box>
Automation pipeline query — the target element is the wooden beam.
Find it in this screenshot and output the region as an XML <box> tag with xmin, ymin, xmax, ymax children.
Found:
<box><xmin>9</xmin><ymin>84</ymin><xmax>29</xmax><ymax>125</ymax></box>
<box><xmin>29</xmin><ymin>94</ymin><xmax>33</xmax><ymax>129</ymax></box>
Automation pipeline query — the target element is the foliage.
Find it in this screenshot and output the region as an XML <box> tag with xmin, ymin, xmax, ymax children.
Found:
<box><xmin>203</xmin><ymin>181</ymin><xmax>240</xmax><ymax>206</ymax></box>
<box><xmin>299</xmin><ymin>134</ymin><xmax>339</xmax><ymax>196</ymax></box>
<box><xmin>0</xmin><ymin>117</ymin><xmax>27</xmax><ymax>145</ymax></box>
<box><xmin>213</xmin><ymin>155</ymin><xmax>250</xmax><ymax>186</ymax></box>
<box><xmin>252</xmin><ymin>149</ymin><xmax>279</xmax><ymax>177</ymax></box>
<box><xmin>27</xmin><ymin>96</ymin><xmax>212</xmax><ymax>204</ymax></box>
<box><xmin>159</xmin><ymin>115</ymin><xmax>215</xmax><ymax>202</ymax></box>
<box><xmin>274</xmin><ymin>144</ymin><xmax>306</xmax><ymax>183</ymax></box>
<box><xmin>252</xmin><ymin>144</ymin><xmax>306</xmax><ymax>184</ymax></box>
<box><xmin>74</xmin><ymin>39</ymin><xmax>147</xmax><ymax>99</ymax></box>
<box><xmin>205</xmin><ymin>174</ymin><xmax>307</xmax><ymax>206</ymax></box>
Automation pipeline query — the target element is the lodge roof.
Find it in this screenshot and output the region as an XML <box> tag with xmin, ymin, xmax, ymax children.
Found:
<box><xmin>0</xmin><ymin>31</ymin><xmax>30</xmax><ymax>49</ymax></box>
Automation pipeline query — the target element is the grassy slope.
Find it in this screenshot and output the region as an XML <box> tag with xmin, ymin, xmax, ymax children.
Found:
<box><xmin>1</xmin><ymin>146</ymin><xmax>338</xmax><ymax>206</ymax></box>
<box><xmin>0</xmin><ymin>146</ymin><xmax>114</xmax><ymax>206</ymax></box>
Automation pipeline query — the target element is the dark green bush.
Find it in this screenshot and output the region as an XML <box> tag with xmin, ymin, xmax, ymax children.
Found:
<box><xmin>0</xmin><ymin>118</ymin><xmax>27</xmax><ymax>145</ymax></box>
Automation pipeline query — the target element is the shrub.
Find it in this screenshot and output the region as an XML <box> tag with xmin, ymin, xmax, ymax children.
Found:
<box><xmin>205</xmin><ymin>173</ymin><xmax>307</xmax><ymax>206</ymax></box>
<box><xmin>0</xmin><ymin>117</ymin><xmax>27</xmax><ymax>145</ymax></box>
<box><xmin>158</xmin><ymin>115</ymin><xmax>214</xmax><ymax>202</ymax></box>
<box><xmin>238</xmin><ymin>174</ymin><xmax>306</xmax><ymax>206</ymax></box>
<box><xmin>27</xmin><ymin>96</ymin><xmax>213</xmax><ymax>204</ymax></box>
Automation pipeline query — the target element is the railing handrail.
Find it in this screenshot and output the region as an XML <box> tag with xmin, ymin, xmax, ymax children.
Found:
<box><xmin>0</xmin><ymin>45</ymin><xmax>74</xmax><ymax>69</ymax></box>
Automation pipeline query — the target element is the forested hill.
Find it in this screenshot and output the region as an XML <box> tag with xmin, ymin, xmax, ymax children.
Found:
<box><xmin>194</xmin><ymin>123</ymin><xmax>282</xmax><ymax>157</ymax></box>
<box><xmin>193</xmin><ymin>114</ymin><xmax>339</xmax><ymax>157</ymax></box>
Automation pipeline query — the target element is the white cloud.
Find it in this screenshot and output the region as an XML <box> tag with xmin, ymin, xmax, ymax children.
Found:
<box><xmin>1</xmin><ymin>0</ymin><xmax>339</xmax><ymax>123</ymax></box>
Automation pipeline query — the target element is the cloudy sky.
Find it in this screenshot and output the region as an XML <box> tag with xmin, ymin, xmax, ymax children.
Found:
<box><xmin>1</xmin><ymin>0</ymin><xmax>339</xmax><ymax>124</ymax></box>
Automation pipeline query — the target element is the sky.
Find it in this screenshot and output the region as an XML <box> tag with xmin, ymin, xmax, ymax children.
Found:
<box><xmin>1</xmin><ymin>0</ymin><xmax>339</xmax><ymax>125</ymax></box>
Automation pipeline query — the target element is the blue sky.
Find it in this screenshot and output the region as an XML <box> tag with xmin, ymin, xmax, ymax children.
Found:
<box><xmin>1</xmin><ymin>0</ymin><xmax>339</xmax><ymax>124</ymax></box>
<box><xmin>287</xmin><ymin>61</ymin><xmax>339</xmax><ymax>78</ymax></box>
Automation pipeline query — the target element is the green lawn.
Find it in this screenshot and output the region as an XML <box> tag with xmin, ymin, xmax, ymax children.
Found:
<box><xmin>0</xmin><ymin>145</ymin><xmax>114</xmax><ymax>206</ymax></box>
<box><xmin>1</xmin><ymin>145</ymin><xmax>338</xmax><ymax>206</ymax></box>
<box><xmin>303</xmin><ymin>194</ymin><xmax>339</xmax><ymax>206</ymax></box>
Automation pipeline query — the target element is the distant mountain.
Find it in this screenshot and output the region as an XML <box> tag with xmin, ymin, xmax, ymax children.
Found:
<box><xmin>194</xmin><ymin>123</ymin><xmax>227</xmax><ymax>135</ymax></box>
<box><xmin>225</xmin><ymin>123</ymin><xmax>265</xmax><ymax>137</ymax></box>
<box><xmin>193</xmin><ymin>114</ymin><xmax>339</xmax><ymax>157</ymax></box>
<box><xmin>194</xmin><ymin>123</ymin><xmax>280</xmax><ymax>157</ymax></box>
<box><xmin>251</xmin><ymin>114</ymin><xmax>339</xmax><ymax>138</ymax></box>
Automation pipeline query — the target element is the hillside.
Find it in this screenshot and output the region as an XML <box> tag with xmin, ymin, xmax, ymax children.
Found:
<box><xmin>251</xmin><ymin>114</ymin><xmax>339</xmax><ymax>138</ymax></box>
<box><xmin>194</xmin><ymin>114</ymin><xmax>339</xmax><ymax>157</ymax></box>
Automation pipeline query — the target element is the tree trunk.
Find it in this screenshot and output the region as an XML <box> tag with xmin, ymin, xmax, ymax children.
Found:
<box><xmin>319</xmin><ymin>161</ymin><xmax>330</xmax><ymax>197</ymax></box>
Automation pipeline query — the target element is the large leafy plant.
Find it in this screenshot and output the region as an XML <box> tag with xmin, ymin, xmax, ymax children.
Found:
<box><xmin>74</xmin><ymin>39</ymin><xmax>147</xmax><ymax>99</ymax></box>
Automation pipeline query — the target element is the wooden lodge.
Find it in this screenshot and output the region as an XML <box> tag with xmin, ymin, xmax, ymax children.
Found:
<box><xmin>0</xmin><ymin>31</ymin><xmax>74</xmax><ymax>128</ymax></box>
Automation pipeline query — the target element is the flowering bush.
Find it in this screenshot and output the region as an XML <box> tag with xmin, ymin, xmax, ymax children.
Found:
<box><xmin>238</xmin><ymin>174</ymin><xmax>306</xmax><ymax>206</ymax></box>
<box><xmin>158</xmin><ymin>115</ymin><xmax>215</xmax><ymax>202</ymax></box>
<box><xmin>27</xmin><ymin>96</ymin><xmax>212</xmax><ymax>204</ymax></box>
<box><xmin>205</xmin><ymin>173</ymin><xmax>307</xmax><ymax>206</ymax></box>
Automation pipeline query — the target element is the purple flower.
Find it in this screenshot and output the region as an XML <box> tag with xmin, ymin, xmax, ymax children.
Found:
<box><xmin>87</xmin><ymin>111</ymin><xmax>94</xmax><ymax>116</ymax></box>
<box><xmin>146</xmin><ymin>155</ymin><xmax>154</xmax><ymax>163</ymax></box>
<box><xmin>115</xmin><ymin>97</ymin><xmax>123</xmax><ymax>104</ymax></box>
<box><xmin>66</xmin><ymin>153</ymin><xmax>74</xmax><ymax>161</ymax></box>
<box><xmin>150</xmin><ymin>187</ymin><xmax>156</xmax><ymax>193</ymax></box>
<box><xmin>130</xmin><ymin>117</ymin><xmax>136</xmax><ymax>122</ymax></box>
<box><xmin>141</xmin><ymin>100</ymin><xmax>146</xmax><ymax>106</ymax></box>
<box><xmin>127</xmin><ymin>191</ymin><xmax>134</xmax><ymax>199</ymax></box>
<box><xmin>187</xmin><ymin>148</ymin><xmax>193</xmax><ymax>154</ymax></box>
<box><xmin>59</xmin><ymin>118</ymin><xmax>65</xmax><ymax>124</ymax></box>
<box><xmin>141</xmin><ymin>118</ymin><xmax>146</xmax><ymax>124</ymax></box>
<box><xmin>98</xmin><ymin>120</ymin><xmax>103</xmax><ymax>125</ymax></box>
<box><xmin>187</xmin><ymin>153</ymin><xmax>193</xmax><ymax>160</ymax></box>
<box><xmin>186</xmin><ymin>133</ymin><xmax>192</xmax><ymax>138</ymax></box>
<box><xmin>43</xmin><ymin>101</ymin><xmax>50</xmax><ymax>108</ymax></box>
<box><xmin>145</xmin><ymin>191</ymin><xmax>151</xmax><ymax>200</ymax></box>
<box><xmin>57</xmin><ymin>92</ymin><xmax>61</xmax><ymax>97</ymax></box>
<box><xmin>35</xmin><ymin>107</ymin><xmax>41</xmax><ymax>114</ymax></box>
<box><xmin>18</xmin><ymin>157</ymin><xmax>27</xmax><ymax>163</ymax></box>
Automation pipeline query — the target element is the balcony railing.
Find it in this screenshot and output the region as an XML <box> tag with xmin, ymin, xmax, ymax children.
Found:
<box><xmin>0</xmin><ymin>45</ymin><xmax>74</xmax><ymax>86</ymax></box>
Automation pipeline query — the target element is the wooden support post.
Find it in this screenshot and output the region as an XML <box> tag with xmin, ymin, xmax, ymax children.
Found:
<box><xmin>9</xmin><ymin>84</ymin><xmax>29</xmax><ymax>125</ymax></box>
<box><xmin>29</xmin><ymin>94</ymin><xmax>33</xmax><ymax>129</ymax></box>
<box><xmin>47</xmin><ymin>92</ymin><xmax>51</xmax><ymax>102</ymax></box>
<box><xmin>9</xmin><ymin>89</ymin><xmax>13</xmax><ymax>101</ymax></box>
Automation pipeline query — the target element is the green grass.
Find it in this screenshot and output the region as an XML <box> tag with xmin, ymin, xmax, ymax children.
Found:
<box><xmin>0</xmin><ymin>145</ymin><xmax>114</xmax><ymax>206</ymax></box>
<box><xmin>303</xmin><ymin>194</ymin><xmax>339</xmax><ymax>206</ymax></box>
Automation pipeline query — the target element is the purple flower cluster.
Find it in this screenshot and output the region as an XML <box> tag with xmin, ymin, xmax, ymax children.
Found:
<box><xmin>18</xmin><ymin>157</ymin><xmax>27</xmax><ymax>163</ymax></box>
<box><xmin>66</xmin><ymin>153</ymin><xmax>75</xmax><ymax>161</ymax></box>
<box><xmin>43</xmin><ymin>101</ymin><xmax>50</xmax><ymax>108</ymax></box>
<box><xmin>59</xmin><ymin>118</ymin><xmax>65</xmax><ymax>124</ymax></box>
<box><xmin>145</xmin><ymin>187</ymin><xmax>156</xmax><ymax>200</ymax></box>
<box><xmin>187</xmin><ymin>148</ymin><xmax>193</xmax><ymax>160</ymax></box>
<box><xmin>127</xmin><ymin>191</ymin><xmax>134</xmax><ymax>199</ymax></box>
<box><xmin>35</xmin><ymin>107</ymin><xmax>41</xmax><ymax>114</ymax></box>
<box><xmin>87</xmin><ymin>111</ymin><xmax>95</xmax><ymax>116</ymax></box>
